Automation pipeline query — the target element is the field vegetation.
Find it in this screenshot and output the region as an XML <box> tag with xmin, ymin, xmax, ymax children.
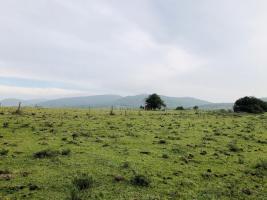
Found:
<box><xmin>0</xmin><ymin>107</ymin><xmax>266</xmax><ymax>199</ymax></box>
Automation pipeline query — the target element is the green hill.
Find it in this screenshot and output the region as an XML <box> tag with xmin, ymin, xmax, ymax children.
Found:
<box><xmin>0</xmin><ymin>98</ymin><xmax>45</xmax><ymax>107</ymax></box>
<box><xmin>2</xmin><ymin>96</ymin><xmax>265</xmax><ymax>109</ymax></box>
<box><xmin>199</xmin><ymin>103</ymin><xmax>233</xmax><ymax>110</ymax></box>
<box><xmin>38</xmin><ymin>95</ymin><xmax>122</xmax><ymax>108</ymax></box>
<box><xmin>37</xmin><ymin>95</ymin><xmax>211</xmax><ymax>108</ymax></box>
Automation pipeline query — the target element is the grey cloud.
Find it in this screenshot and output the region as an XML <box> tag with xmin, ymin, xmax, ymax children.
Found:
<box><xmin>0</xmin><ymin>0</ymin><xmax>266</xmax><ymax>102</ymax></box>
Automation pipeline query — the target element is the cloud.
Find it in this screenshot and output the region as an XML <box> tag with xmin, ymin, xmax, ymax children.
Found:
<box><xmin>0</xmin><ymin>0</ymin><xmax>266</xmax><ymax>102</ymax></box>
<box><xmin>0</xmin><ymin>85</ymin><xmax>87</xmax><ymax>99</ymax></box>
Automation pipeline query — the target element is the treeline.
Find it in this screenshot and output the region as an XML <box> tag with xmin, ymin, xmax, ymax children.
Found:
<box><xmin>145</xmin><ymin>94</ymin><xmax>267</xmax><ymax>114</ymax></box>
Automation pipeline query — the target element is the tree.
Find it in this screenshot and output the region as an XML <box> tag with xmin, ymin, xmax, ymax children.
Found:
<box><xmin>193</xmin><ymin>106</ymin><xmax>199</xmax><ymax>110</ymax></box>
<box><xmin>233</xmin><ymin>96</ymin><xmax>267</xmax><ymax>114</ymax></box>
<box><xmin>145</xmin><ymin>94</ymin><xmax>166</xmax><ymax>110</ymax></box>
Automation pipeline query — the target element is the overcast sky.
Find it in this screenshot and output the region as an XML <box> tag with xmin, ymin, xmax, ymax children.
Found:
<box><xmin>0</xmin><ymin>0</ymin><xmax>266</xmax><ymax>102</ymax></box>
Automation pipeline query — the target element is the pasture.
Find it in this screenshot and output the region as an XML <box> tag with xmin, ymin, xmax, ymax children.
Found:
<box><xmin>0</xmin><ymin>108</ymin><xmax>266</xmax><ymax>199</ymax></box>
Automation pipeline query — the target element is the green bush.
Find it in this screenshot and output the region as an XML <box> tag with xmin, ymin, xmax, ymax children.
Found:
<box><xmin>234</xmin><ymin>96</ymin><xmax>267</xmax><ymax>114</ymax></box>
<box><xmin>255</xmin><ymin>160</ymin><xmax>267</xmax><ymax>170</ymax></box>
<box><xmin>130</xmin><ymin>174</ymin><xmax>150</xmax><ymax>187</ymax></box>
<box><xmin>33</xmin><ymin>149</ymin><xmax>59</xmax><ymax>159</ymax></box>
<box><xmin>2</xmin><ymin>122</ymin><xmax>9</xmax><ymax>128</ymax></box>
<box><xmin>61</xmin><ymin>148</ymin><xmax>71</xmax><ymax>156</ymax></box>
<box><xmin>175</xmin><ymin>106</ymin><xmax>184</xmax><ymax>110</ymax></box>
<box><xmin>0</xmin><ymin>149</ymin><xmax>9</xmax><ymax>156</ymax></box>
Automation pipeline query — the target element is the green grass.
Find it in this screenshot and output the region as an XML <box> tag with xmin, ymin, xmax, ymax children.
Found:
<box><xmin>0</xmin><ymin>107</ymin><xmax>266</xmax><ymax>199</ymax></box>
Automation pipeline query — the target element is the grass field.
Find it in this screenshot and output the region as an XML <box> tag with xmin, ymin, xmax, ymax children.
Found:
<box><xmin>0</xmin><ymin>107</ymin><xmax>266</xmax><ymax>200</ymax></box>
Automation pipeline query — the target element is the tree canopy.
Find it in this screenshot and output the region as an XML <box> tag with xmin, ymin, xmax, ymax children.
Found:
<box><xmin>145</xmin><ymin>94</ymin><xmax>166</xmax><ymax>110</ymax></box>
<box><xmin>233</xmin><ymin>96</ymin><xmax>267</xmax><ymax>114</ymax></box>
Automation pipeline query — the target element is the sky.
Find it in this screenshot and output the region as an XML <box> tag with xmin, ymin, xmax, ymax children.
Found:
<box><xmin>0</xmin><ymin>0</ymin><xmax>267</xmax><ymax>102</ymax></box>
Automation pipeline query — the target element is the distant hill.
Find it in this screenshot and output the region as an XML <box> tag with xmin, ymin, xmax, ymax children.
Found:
<box><xmin>0</xmin><ymin>98</ymin><xmax>46</xmax><ymax>107</ymax></box>
<box><xmin>160</xmin><ymin>96</ymin><xmax>210</xmax><ymax>108</ymax></box>
<box><xmin>38</xmin><ymin>95</ymin><xmax>122</xmax><ymax>108</ymax></box>
<box><xmin>114</xmin><ymin>94</ymin><xmax>148</xmax><ymax>108</ymax></box>
<box><xmin>35</xmin><ymin>94</ymin><xmax>210</xmax><ymax>108</ymax></box>
<box><xmin>113</xmin><ymin>95</ymin><xmax>210</xmax><ymax>108</ymax></box>
<box><xmin>1</xmin><ymin>95</ymin><xmax>265</xmax><ymax>109</ymax></box>
<box><xmin>199</xmin><ymin>103</ymin><xmax>234</xmax><ymax>110</ymax></box>
<box><xmin>0</xmin><ymin>98</ymin><xmax>21</xmax><ymax>107</ymax></box>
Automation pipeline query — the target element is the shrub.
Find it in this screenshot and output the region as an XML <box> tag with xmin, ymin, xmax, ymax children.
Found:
<box><xmin>2</xmin><ymin>122</ymin><xmax>9</xmax><ymax>128</ymax></box>
<box><xmin>61</xmin><ymin>148</ymin><xmax>71</xmax><ymax>156</ymax></box>
<box><xmin>228</xmin><ymin>141</ymin><xmax>241</xmax><ymax>152</ymax></box>
<box><xmin>0</xmin><ymin>169</ymin><xmax>11</xmax><ymax>175</ymax></box>
<box><xmin>175</xmin><ymin>106</ymin><xmax>184</xmax><ymax>110</ymax></box>
<box><xmin>0</xmin><ymin>149</ymin><xmax>9</xmax><ymax>156</ymax></box>
<box><xmin>162</xmin><ymin>154</ymin><xmax>169</xmax><ymax>159</ymax></box>
<box><xmin>158</xmin><ymin>139</ymin><xmax>166</xmax><ymax>144</ymax></box>
<box><xmin>72</xmin><ymin>174</ymin><xmax>94</xmax><ymax>190</ymax></box>
<box><xmin>233</xmin><ymin>96</ymin><xmax>267</xmax><ymax>114</ymax></box>
<box><xmin>72</xmin><ymin>133</ymin><xmax>79</xmax><ymax>140</ymax></box>
<box><xmin>33</xmin><ymin>149</ymin><xmax>59</xmax><ymax>159</ymax></box>
<box><xmin>255</xmin><ymin>160</ymin><xmax>267</xmax><ymax>170</ymax></box>
<box><xmin>250</xmin><ymin>160</ymin><xmax>267</xmax><ymax>177</ymax></box>
<box><xmin>28</xmin><ymin>183</ymin><xmax>39</xmax><ymax>191</ymax></box>
<box><xmin>130</xmin><ymin>174</ymin><xmax>150</xmax><ymax>187</ymax></box>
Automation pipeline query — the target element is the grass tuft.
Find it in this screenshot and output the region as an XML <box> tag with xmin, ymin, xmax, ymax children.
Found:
<box><xmin>72</xmin><ymin>174</ymin><xmax>94</xmax><ymax>190</ymax></box>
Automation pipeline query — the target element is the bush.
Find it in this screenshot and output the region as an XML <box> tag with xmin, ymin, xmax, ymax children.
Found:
<box><xmin>233</xmin><ymin>96</ymin><xmax>267</xmax><ymax>114</ymax></box>
<box><xmin>2</xmin><ymin>122</ymin><xmax>9</xmax><ymax>128</ymax></box>
<box><xmin>175</xmin><ymin>106</ymin><xmax>184</xmax><ymax>110</ymax></box>
<box><xmin>28</xmin><ymin>183</ymin><xmax>39</xmax><ymax>191</ymax></box>
<box><xmin>158</xmin><ymin>139</ymin><xmax>166</xmax><ymax>144</ymax></box>
<box><xmin>228</xmin><ymin>141</ymin><xmax>241</xmax><ymax>152</ymax></box>
<box><xmin>130</xmin><ymin>174</ymin><xmax>150</xmax><ymax>187</ymax></box>
<box><xmin>0</xmin><ymin>149</ymin><xmax>9</xmax><ymax>156</ymax></box>
<box><xmin>61</xmin><ymin>148</ymin><xmax>71</xmax><ymax>156</ymax></box>
<box><xmin>255</xmin><ymin>160</ymin><xmax>267</xmax><ymax>170</ymax></box>
<box><xmin>72</xmin><ymin>174</ymin><xmax>94</xmax><ymax>190</ymax></box>
<box><xmin>251</xmin><ymin>160</ymin><xmax>267</xmax><ymax>177</ymax></box>
<box><xmin>33</xmin><ymin>149</ymin><xmax>59</xmax><ymax>159</ymax></box>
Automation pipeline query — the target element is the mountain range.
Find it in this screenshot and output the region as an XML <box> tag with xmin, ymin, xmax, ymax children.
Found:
<box><xmin>0</xmin><ymin>95</ymin><xmax>266</xmax><ymax>110</ymax></box>
<box><xmin>0</xmin><ymin>98</ymin><xmax>46</xmax><ymax>107</ymax></box>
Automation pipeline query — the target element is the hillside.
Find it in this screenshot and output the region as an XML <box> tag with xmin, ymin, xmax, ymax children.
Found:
<box><xmin>160</xmin><ymin>96</ymin><xmax>210</xmax><ymax>108</ymax></box>
<box><xmin>38</xmin><ymin>95</ymin><xmax>122</xmax><ymax>108</ymax></box>
<box><xmin>36</xmin><ymin>95</ymin><xmax>211</xmax><ymax>108</ymax></box>
<box><xmin>0</xmin><ymin>98</ymin><xmax>45</xmax><ymax>107</ymax></box>
<box><xmin>1</xmin><ymin>96</ymin><xmax>265</xmax><ymax>109</ymax></box>
<box><xmin>199</xmin><ymin>103</ymin><xmax>234</xmax><ymax>110</ymax></box>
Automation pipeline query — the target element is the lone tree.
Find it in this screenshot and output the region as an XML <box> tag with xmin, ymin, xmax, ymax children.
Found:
<box><xmin>193</xmin><ymin>106</ymin><xmax>199</xmax><ymax>110</ymax></box>
<box><xmin>145</xmin><ymin>94</ymin><xmax>166</xmax><ymax>110</ymax></box>
<box><xmin>233</xmin><ymin>96</ymin><xmax>267</xmax><ymax>114</ymax></box>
